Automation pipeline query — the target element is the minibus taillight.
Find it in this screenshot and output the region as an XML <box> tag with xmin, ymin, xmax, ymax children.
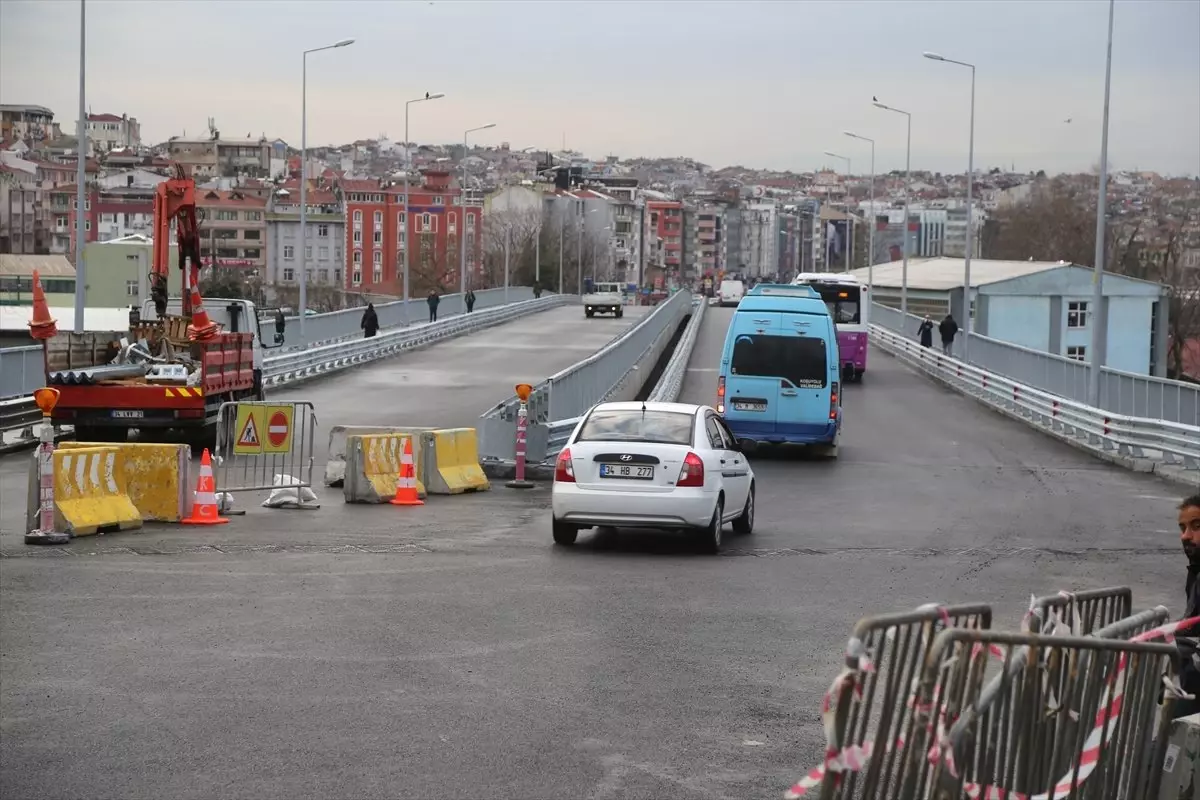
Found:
<box><xmin>716</xmin><ymin>376</ymin><xmax>725</xmax><ymax>414</ymax></box>
<box><xmin>829</xmin><ymin>381</ymin><xmax>840</xmax><ymax>420</ymax></box>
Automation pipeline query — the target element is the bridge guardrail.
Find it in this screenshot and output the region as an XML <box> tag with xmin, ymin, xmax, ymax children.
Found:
<box><xmin>0</xmin><ymin>345</ymin><xmax>43</xmax><ymax>401</ymax></box>
<box><xmin>478</xmin><ymin>291</ymin><xmax>694</xmax><ymax>466</ymax></box>
<box><xmin>871</xmin><ymin>301</ymin><xmax>1200</xmax><ymax>426</ymax></box>
<box><xmin>0</xmin><ymin>295</ymin><xmax>568</xmax><ymax>446</ymax></box>
<box><xmin>873</xmin><ymin>323</ymin><xmax>1200</xmax><ymax>473</ymax></box>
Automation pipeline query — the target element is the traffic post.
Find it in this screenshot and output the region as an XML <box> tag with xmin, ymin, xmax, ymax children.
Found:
<box><xmin>26</xmin><ymin>387</ymin><xmax>69</xmax><ymax>546</ymax></box>
<box><xmin>506</xmin><ymin>383</ymin><xmax>535</xmax><ymax>490</ymax></box>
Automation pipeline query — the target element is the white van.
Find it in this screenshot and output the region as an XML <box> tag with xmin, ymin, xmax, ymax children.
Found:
<box><xmin>718</xmin><ymin>279</ymin><xmax>746</xmax><ymax>307</ymax></box>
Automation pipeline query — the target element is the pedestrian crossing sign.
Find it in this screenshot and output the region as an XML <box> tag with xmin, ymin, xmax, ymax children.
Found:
<box><xmin>233</xmin><ymin>405</ymin><xmax>265</xmax><ymax>455</ymax></box>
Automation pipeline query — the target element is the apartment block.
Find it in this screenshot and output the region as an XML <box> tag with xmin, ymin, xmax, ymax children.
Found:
<box><xmin>644</xmin><ymin>198</ymin><xmax>684</xmax><ymax>274</ymax></box>
<box><xmin>685</xmin><ymin>201</ymin><xmax>725</xmax><ymax>277</ymax></box>
<box><xmin>167</xmin><ymin>136</ymin><xmax>272</xmax><ymax>179</ymax></box>
<box><xmin>195</xmin><ymin>189</ymin><xmax>267</xmax><ymax>272</ymax></box>
<box><xmin>83</xmin><ymin>113</ymin><xmax>141</xmax><ymax>152</ymax></box>
<box><xmin>0</xmin><ymin>105</ymin><xmax>60</xmax><ymax>144</ymax></box>
<box><xmin>266</xmin><ymin>183</ymin><xmax>344</xmax><ymax>287</ymax></box>
<box><xmin>590</xmin><ymin>176</ymin><xmax>641</xmax><ymax>284</ymax></box>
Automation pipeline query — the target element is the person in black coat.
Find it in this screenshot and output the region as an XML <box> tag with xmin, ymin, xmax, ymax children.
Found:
<box><xmin>427</xmin><ymin>290</ymin><xmax>440</xmax><ymax>323</ymax></box>
<box><xmin>1174</xmin><ymin>495</ymin><xmax>1200</xmax><ymax>718</ymax></box>
<box><xmin>360</xmin><ymin>303</ymin><xmax>378</xmax><ymax>338</ymax></box>
<box><xmin>917</xmin><ymin>315</ymin><xmax>934</xmax><ymax>348</ymax></box>
<box><xmin>938</xmin><ymin>313</ymin><xmax>959</xmax><ymax>356</ymax></box>
<box><xmin>465</xmin><ymin>289</ymin><xmax>476</xmax><ymax>313</ymax></box>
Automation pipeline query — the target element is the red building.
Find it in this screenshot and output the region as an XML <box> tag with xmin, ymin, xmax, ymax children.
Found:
<box><xmin>51</xmin><ymin>183</ymin><xmax>155</xmax><ymax>261</ymax></box>
<box><xmin>340</xmin><ymin>170</ymin><xmax>482</xmax><ymax>295</ymax></box>
<box><xmin>645</xmin><ymin>199</ymin><xmax>684</xmax><ymax>271</ymax></box>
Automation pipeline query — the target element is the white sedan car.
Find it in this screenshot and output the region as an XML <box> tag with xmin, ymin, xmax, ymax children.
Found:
<box><xmin>550</xmin><ymin>401</ymin><xmax>756</xmax><ymax>553</ymax></box>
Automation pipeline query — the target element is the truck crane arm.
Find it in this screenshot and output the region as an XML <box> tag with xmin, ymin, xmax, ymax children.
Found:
<box><xmin>150</xmin><ymin>164</ymin><xmax>204</xmax><ymax>318</ymax></box>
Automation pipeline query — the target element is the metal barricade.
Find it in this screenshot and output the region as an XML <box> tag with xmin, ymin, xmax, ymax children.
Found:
<box><xmin>213</xmin><ymin>401</ymin><xmax>318</xmax><ymax>492</ymax></box>
<box><xmin>909</xmin><ymin>628</ymin><xmax>1178</xmax><ymax>800</ymax></box>
<box><xmin>1025</xmin><ymin>587</ymin><xmax>1133</xmax><ymax>636</ymax></box>
<box><xmin>816</xmin><ymin>603</ymin><xmax>993</xmax><ymax>800</ymax></box>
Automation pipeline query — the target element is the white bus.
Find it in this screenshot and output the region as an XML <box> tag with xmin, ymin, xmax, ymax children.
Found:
<box><xmin>791</xmin><ymin>272</ymin><xmax>869</xmax><ymax>382</ymax></box>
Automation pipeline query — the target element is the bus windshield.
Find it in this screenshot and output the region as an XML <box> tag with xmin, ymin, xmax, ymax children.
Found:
<box><xmin>806</xmin><ymin>284</ymin><xmax>861</xmax><ymax>325</ymax></box>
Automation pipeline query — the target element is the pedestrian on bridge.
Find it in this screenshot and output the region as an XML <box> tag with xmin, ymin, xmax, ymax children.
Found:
<box><xmin>917</xmin><ymin>315</ymin><xmax>935</xmax><ymax>348</ymax></box>
<box><xmin>361</xmin><ymin>303</ymin><xmax>379</xmax><ymax>338</ymax></box>
<box><xmin>1173</xmin><ymin>494</ymin><xmax>1200</xmax><ymax>717</ymax></box>
<box><xmin>939</xmin><ymin>313</ymin><xmax>959</xmax><ymax>357</ymax></box>
<box><xmin>427</xmin><ymin>289</ymin><xmax>440</xmax><ymax>323</ymax></box>
<box><xmin>465</xmin><ymin>289</ymin><xmax>476</xmax><ymax>313</ymax></box>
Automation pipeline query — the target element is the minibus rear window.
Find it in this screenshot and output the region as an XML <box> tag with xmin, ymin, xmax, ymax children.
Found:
<box><xmin>730</xmin><ymin>334</ymin><xmax>827</xmax><ymax>389</ymax></box>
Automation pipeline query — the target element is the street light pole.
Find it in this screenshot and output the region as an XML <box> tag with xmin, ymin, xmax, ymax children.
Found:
<box><xmin>844</xmin><ymin>131</ymin><xmax>876</xmax><ymax>292</ymax></box>
<box><xmin>924</xmin><ymin>51</ymin><xmax>977</xmax><ymax>359</ymax></box>
<box><xmin>299</xmin><ymin>38</ymin><xmax>354</xmax><ymax>346</ymax></box>
<box><xmin>557</xmin><ymin>211</ymin><xmax>564</xmax><ymax>295</ymax></box>
<box><xmin>73</xmin><ymin>0</ymin><xmax>87</xmax><ymax>333</ymax></box>
<box><xmin>459</xmin><ymin>123</ymin><xmax>496</xmax><ymax>296</ymax></box>
<box><xmin>403</xmin><ymin>92</ymin><xmax>445</xmax><ymax>322</ymax></box>
<box><xmin>1088</xmin><ymin>0</ymin><xmax>1115</xmax><ymax>407</ymax></box>
<box><xmin>824</xmin><ymin>151</ymin><xmax>853</xmax><ymax>271</ymax></box>
<box><xmin>874</xmin><ymin>101</ymin><xmax>912</xmax><ymax>316</ymax></box>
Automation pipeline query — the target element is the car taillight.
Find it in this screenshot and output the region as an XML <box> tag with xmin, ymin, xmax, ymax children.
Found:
<box><xmin>716</xmin><ymin>376</ymin><xmax>725</xmax><ymax>414</ymax></box>
<box><xmin>829</xmin><ymin>381</ymin><xmax>840</xmax><ymax>420</ymax></box>
<box><xmin>554</xmin><ymin>447</ymin><xmax>575</xmax><ymax>482</ymax></box>
<box><xmin>676</xmin><ymin>452</ymin><xmax>705</xmax><ymax>488</ymax></box>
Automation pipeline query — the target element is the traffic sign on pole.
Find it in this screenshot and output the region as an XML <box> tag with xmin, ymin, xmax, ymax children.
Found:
<box><xmin>263</xmin><ymin>405</ymin><xmax>295</xmax><ymax>454</ymax></box>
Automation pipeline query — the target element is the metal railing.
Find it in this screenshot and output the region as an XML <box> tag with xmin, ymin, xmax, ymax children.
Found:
<box><xmin>478</xmin><ymin>291</ymin><xmax>694</xmax><ymax>465</ymax></box>
<box><xmin>873</xmin><ymin>322</ymin><xmax>1200</xmax><ymax>471</ymax></box>
<box><xmin>871</xmin><ymin>302</ymin><xmax>1200</xmax><ymax>426</ymax></box>
<box><xmin>1</xmin><ymin>295</ymin><xmax>568</xmax><ymax>445</ymax></box>
<box><xmin>0</xmin><ymin>345</ymin><xmax>43</xmax><ymax>400</ymax></box>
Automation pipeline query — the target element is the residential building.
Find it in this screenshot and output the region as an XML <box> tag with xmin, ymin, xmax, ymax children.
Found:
<box><xmin>0</xmin><ymin>253</ymin><xmax>74</xmax><ymax>306</ymax></box>
<box><xmin>266</xmin><ymin>183</ymin><xmax>345</xmax><ymax>287</ymax></box>
<box><xmin>96</xmin><ymin>168</ymin><xmax>166</xmax><ymax>191</ymax></box>
<box><xmin>341</xmin><ymin>170</ymin><xmax>483</xmax><ymax>294</ymax></box>
<box><xmin>55</xmin><ymin>184</ymin><xmax>158</xmax><ymax>258</ymax></box>
<box><xmin>0</xmin><ymin>105</ymin><xmax>59</xmax><ymax>144</ymax></box>
<box><xmin>194</xmin><ymin>189</ymin><xmax>268</xmax><ymax>273</ymax></box>
<box><xmin>777</xmin><ymin>209</ymin><xmax>803</xmax><ymax>281</ymax></box>
<box><xmin>83</xmin><ymin>113</ymin><xmax>141</xmax><ymax>152</ymax></box>
<box><xmin>0</xmin><ymin>158</ymin><xmax>39</xmax><ymax>253</ymax></box>
<box><xmin>726</xmin><ymin>200</ymin><xmax>778</xmax><ymax>278</ymax></box>
<box><xmin>684</xmin><ymin>200</ymin><xmax>726</xmax><ymax>278</ymax></box>
<box><xmin>167</xmin><ymin>136</ymin><xmax>272</xmax><ymax>179</ymax></box>
<box><xmin>855</xmin><ymin>257</ymin><xmax>1168</xmax><ymax>376</ymax></box>
<box><xmin>644</xmin><ymin>199</ymin><xmax>684</xmax><ymax>275</ymax></box>
<box><xmin>82</xmin><ymin>234</ymin><xmax>181</xmax><ymax>308</ymax></box>
<box><xmin>589</xmin><ymin>176</ymin><xmax>641</xmax><ymax>283</ymax></box>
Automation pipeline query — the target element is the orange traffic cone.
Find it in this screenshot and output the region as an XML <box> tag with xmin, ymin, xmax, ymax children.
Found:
<box><xmin>27</xmin><ymin>269</ymin><xmax>58</xmax><ymax>340</ymax></box>
<box><xmin>390</xmin><ymin>436</ymin><xmax>424</xmax><ymax>506</ymax></box>
<box><xmin>186</xmin><ymin>274</ymin><xmax>220</xmax><ymax>341</ymax></box>
<box><xmin>182</xmin><ymin>448</ymin><xmax>230</xmax><ymax>525</ymax></box>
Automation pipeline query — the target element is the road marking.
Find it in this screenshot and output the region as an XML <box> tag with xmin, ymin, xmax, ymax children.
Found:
<box><xmin>1135</xmin><ymin>494</ymin><xmax>1178</xmax><ymax>501</ymax></box>
<box><xmin>687</xmin><ymin>368</ymin><xmax>719</xmax><ymax>373</ymax></box>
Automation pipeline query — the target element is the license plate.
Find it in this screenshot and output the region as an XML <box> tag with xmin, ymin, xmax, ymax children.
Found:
<box><xmin>733</xmin><ymin>401</ymin><xmax>766</xmax><ymax>412</ymax></box>
<box><xmin>599</xmin><ymin>463</ymin><xmax>654</xmax><ymax>480</ymax></box>
<box><xmin>111</xmin><ymin>410</ymin><xmax>144</xmax><ymax>419</ymax></box>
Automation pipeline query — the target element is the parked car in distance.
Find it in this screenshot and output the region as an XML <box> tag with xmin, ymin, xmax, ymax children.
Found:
<box><xmin>551</xmin><ymin>400</ymin><xmax>755</xmax><ymax>553</ymax></box>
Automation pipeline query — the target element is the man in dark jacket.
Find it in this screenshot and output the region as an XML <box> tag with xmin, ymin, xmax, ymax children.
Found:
<box><xmin>938</xmin><ymin>314</ymin><xmax>959</xmax><ymax>356</ymax></box>
<box><xmin>427</xmin><ymin>290</ymin><xmax>440</xmax><ymax>323</ymax></box>
<box><xmin>465</xmin><ymin>289</ymin><xmax>476</xmax><ymax>313</ymax></box>
<box><xmin>360</xmin><ymin>303</ymin><xmax>378</xmax><ymax>338</ymax></box>
<box><xmin>1174</xmin><ymin>495</ymin><xmax>1200</xmax><ymax>717</ymax></box>
<box><xmin>917</xmin><ymin>315</ymin><xmax>934</xmax><ymax>348</ymax></box>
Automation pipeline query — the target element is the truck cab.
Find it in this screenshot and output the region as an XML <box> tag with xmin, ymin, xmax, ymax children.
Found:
<box><xmin>583</xmin><ymin>282</ymin><xmax>625</xmax><ymax>318</ymax></box>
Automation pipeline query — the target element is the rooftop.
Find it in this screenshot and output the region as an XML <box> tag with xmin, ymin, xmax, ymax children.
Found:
<box><xmin>197</xmin><ymin>189</ymin><xmax>267</xmax><ymax>209</ymax></box>
<box><xmin>0</xmin><ymin>254</ymin><xmax>76</xmax><ymax>279</ymax></box>
<box><xmin>849</xmin><ymin>257</ymin><xmax>1079</xmax><ymax>291</ymax></box>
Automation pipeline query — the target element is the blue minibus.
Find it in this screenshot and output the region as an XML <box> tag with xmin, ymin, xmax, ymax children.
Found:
<box><xmin>716</xmin><ymin>284</ymin><xmax>842</xmax><ymax>457</ymax></box>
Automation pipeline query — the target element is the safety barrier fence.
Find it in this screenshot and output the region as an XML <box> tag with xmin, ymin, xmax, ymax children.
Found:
<box><xmin>784</xmin><ymin>586</ymin><xmax>1190</xmax><ymax>800</ymax></box>
<box><xmin>0</xmin><ymin>345</ymin><xmax>42</xmax><ymax>400</ymax></box>
<box><xmin>1</xmin><ymin>294</ymin><xmax>569</xmax><ymax>447</ymax></box>
<box><xmin>477</xmin><ymin>291</ymin><xmax>696</xmax><ymax>466</ymax></box>
<box><xmin>871</xmin><ymin>301</ymin><xmax>1200</xmax><ymax>426</ymax></box>
<box><xmin>872</xmin><ymin>323</ymin><xmax>1200</xmax><ymax>473</ymax></box>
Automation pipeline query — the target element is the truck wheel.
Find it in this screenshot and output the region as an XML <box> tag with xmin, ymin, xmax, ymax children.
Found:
<box><xmin>616</xmin><ymin>308</ymin><xmax>624</xmax><ymax>318</ymax></box>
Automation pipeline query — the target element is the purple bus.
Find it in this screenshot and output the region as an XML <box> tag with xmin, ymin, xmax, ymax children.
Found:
<box><xmin>792</xmin><ymin>273</ymin><xmax>868</xmax><ymax>382</ymax></box>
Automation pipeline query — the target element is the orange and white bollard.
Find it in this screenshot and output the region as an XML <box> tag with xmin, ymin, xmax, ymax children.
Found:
<box><xmin>26</xmin><ymin>388</ymin><xmax>68</xmax><ymax>546</ymax></box>
<box><xmin>506</xmin><ymin>383</ymin><xmax>535</xmax><ymax>490</ymax></box>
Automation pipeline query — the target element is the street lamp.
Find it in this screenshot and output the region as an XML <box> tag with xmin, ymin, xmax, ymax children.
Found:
<box><xmin>873</xmin><ymin>100</ymin><xmax>912</xmax><ymax>316</ymax></box>
<box><xmin>924</xmin><ymin>50</ymin><xmax>977</xmax><ymax>359</ymax></box>
<box><xmin>73</xmin><ymin>0</ymin><xmax>88</xmax><ymax>333</ymax></box>
<box><xmin>459</xmin><ymin>123</ymin><xmax>496</xmax><ymax>296</ymax></box>
<box><xmin>1088</xmin><ymin>0</ymin><xmax>1115</xmax><ymax>405</ymax></box>
<box><xmin>299</xmin><ymin>37</ymin><xmax>354</xmax><ymax>346</ymax></box>
<box><xmin>844</xmin><ymin>131</ymin><xmax>876</xmax><ymax>292</ymax></box>
<box><xmin>824</xmin><ymin>151</ymin><xmax>853</xmax><ymax>272</ymax></box>
<box><xmin>403</xmin><ymin>91</ymin><xmax>445</xmax><ymax>321</ymax></box>
<box><xmin>576</xmin><ymin>206</ymin><xmax>599</xmax><ymax>294</ymax></box>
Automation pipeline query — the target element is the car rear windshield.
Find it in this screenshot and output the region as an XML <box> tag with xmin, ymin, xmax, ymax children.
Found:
<box><xmin>731</xmin><ymin>333</ymin><xmax>828</xmax><ymax>388</ymax></box>
<box><xmin>576</xmin><ymin>409</ymin><xmax>694</xmax><ymax>446</ymax></box>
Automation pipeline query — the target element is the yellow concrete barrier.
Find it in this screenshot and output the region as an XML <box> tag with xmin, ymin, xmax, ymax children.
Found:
<box><xmin>343</xmin><ymin>433</ymin><xmax>428</xmax><ymax>503</ymax></box>
<box><xmin>52</xmin><ymin>446</ymin><xmax>143</xmax><ymax>536</ymax></box>
<box><xmin>60</xmin><ymin>442</ymin><xmax>191</xmax><ymax>522</ymax></box>
<box><xmin>425</xmin><ymin>428</ymin><xmax>491</xmax><ymax>495</ymax></box>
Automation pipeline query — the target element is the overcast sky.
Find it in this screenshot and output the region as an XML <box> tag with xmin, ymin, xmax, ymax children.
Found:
<box><xmin>2</xmin><ymin>0</ymin><xmax>1197</xmax><ymax>177</ymax></box>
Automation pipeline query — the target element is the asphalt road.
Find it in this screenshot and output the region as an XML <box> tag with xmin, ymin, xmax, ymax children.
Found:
<box><xmin>0</xmin><ymin>304</ymin><xmax>1186</xmax><ymax>800</ymax></box>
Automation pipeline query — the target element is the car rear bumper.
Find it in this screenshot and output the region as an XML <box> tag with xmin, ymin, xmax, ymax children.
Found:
<box><xmin>552</xmin><ymin>483</ymin><xmax>715</xmax><ymax>528</ymax></box>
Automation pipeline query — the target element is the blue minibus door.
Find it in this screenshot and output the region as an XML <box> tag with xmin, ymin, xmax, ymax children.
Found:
<box><xmin>773</xmin><ymin>316</ymin><xmax>831</xmax><ymax>430</ymax></box>
<box><xmin>723</xmin><ymin>313</ymin><xmax>781</xmax><ymax>428</ymax></box>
